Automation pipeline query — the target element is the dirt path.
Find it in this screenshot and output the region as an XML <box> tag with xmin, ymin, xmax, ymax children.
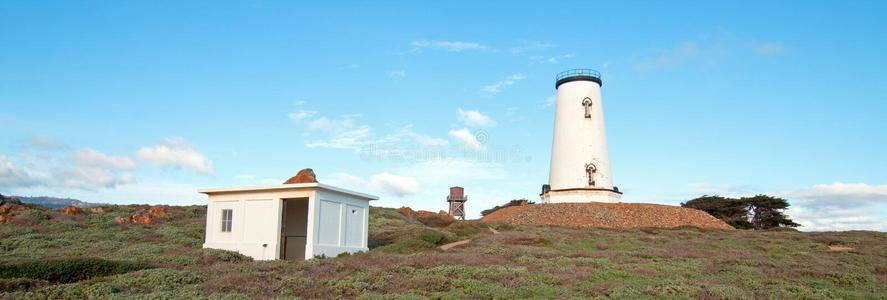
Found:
<box><xmin>439</xmin><ymin>239</ymin><xmax>471</xmax><ymax>251</ymax></box>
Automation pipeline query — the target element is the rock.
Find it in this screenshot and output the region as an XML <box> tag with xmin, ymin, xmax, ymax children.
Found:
<box><xmin>0</xmin><ymin>194</ymin><xmax>27</xmax><ymax>223</ymax></box>
<box><xmin>396</xmin><ymin>207</ymin><xmax>417</xmax><ymax>219</ymax></box>
<box><xmin>148</xmin><ymin>206</ymin><xmax>167</xmax><ymax>218</ymax></box>
<box><xmin>283</xmin><ymin>168</ymin><xmax>318</xmax><ymax>184</ymax></box>
<box><xmin>131</xmin><ymin>214</ymin><xmax>153</xmax><ymax>224</ymax></box>
<box><xmin>58</xmin><ymin>206</ymin><xmax>81</xmax><ymax>216</ymax></box>
<box><xmin>88</xmin><ymin>207</ymin><xmax>105</xmax><ymax>214</ymax></box>
<box><xmin>114</xmin><ymin>216</ymin><xmax>130</xmax><ymax>224</ymax></box>
<box><xmin>122</xmin><ymin>205</ymin><xmax>168</xmax><ymax>225</ymax></box>
<box><xmin>130</xmin><ymin>214</ymin><xmax>154</xmax><ymax>224</ymax></box>
<box><xmin>396</xmin><ymin>206</ymin><xmax>455</xmax><ymax>227</ymax></box>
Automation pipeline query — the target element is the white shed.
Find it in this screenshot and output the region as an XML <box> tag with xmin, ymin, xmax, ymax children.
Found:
<box><xmin>199</xmin><ymin>182</ymin><xmax>378</xmax><ymax>260</ymax></box>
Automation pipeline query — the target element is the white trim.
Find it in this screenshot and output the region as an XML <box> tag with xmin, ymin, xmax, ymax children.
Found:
<box><xmin>198</xmin><ymin>183</ymin><xmax>378</xmax><ymax>200</ymax></box>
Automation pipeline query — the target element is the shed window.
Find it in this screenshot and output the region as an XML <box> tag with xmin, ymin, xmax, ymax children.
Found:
<box><xmin>221</xmin><ymin>209</ymin><xmax>233</xmax><ymax>232</ymax></box>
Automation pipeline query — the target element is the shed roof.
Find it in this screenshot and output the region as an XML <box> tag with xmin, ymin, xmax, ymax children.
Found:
<box><xmin>198</xmin><ymin>183</ymin><xmax>378</xmax><ymax>200</ymax></box>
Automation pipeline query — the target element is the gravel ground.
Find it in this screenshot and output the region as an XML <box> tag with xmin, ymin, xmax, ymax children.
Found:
<box><xmin>481</xmin><ymin>202</ymin><xmax>734</xmax><ymax>230</ymax></box>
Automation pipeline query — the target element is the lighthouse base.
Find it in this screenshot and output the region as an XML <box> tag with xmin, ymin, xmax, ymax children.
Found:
<box><xmin>541</xmin><ymin>188</ymin><xmax>622</xmax><ymax>204</ymax></box>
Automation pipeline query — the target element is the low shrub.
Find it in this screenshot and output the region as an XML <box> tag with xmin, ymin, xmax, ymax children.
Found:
<box><xmin>0</xmin><ymin>258</ymin><xmax>152</xmax><ymax>283</ymax></box>
<box><xmin>0</xmin><ymin>277</ymin><xmax>46</xmax><ymax>292</ymax></box>
<box><xmin>417</xmin><ymin>229</ymin><xmax>448</xmax><ymax>245</ymax></box>
<box><xmin>376</xmin><ymin>239</ymin><xmax>437</xmax><ymax>254</ymax></box>
<box><xmin>480</xmin><ymin>199</ymin><xmax>534</xmax><ymax>216</ymax></box>
<box><xmin>201</xmin><ymin>248</ymin><xmax>253</xmax><ymax>264</ymax></box>
<box><xmin>416</xmin><ymin>213</ymin><xmax>455</xmax><ymax>228</ymax></box>
<box><xmin>445</xmin><ymin>221</ymin><xmax>488</xmax><ymax>238</ymax></box>
<box><xmin>111</xmin><ymin>268</ymin><xmax>205</xmax><ymax>292</ymax></box>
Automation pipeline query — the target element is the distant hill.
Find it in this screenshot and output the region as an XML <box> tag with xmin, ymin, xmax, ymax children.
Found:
<box><xmin>11</xmin><ymin>195</ymin><xmax>107</xmax><ymax>209</ymax></box>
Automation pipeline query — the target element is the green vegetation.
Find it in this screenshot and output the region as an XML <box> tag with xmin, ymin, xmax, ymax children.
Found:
<box><xmin>0</xmin><ymin>258</ymin><xmax>152</xmax><ymax>283</ymax></box>
<box><xmin>1</xmin><ymin>203</ymin><xmax>884</xmax><ymax>299</ymax></box>
<box><xmin>480</xmin><ymin>199</ymin><xmax>533</xmax><ymax>216</ymax></box>
<box><xmin>682</xmin><ymin>194</ymin><xmax>800</xmax><ymax>229</ymax></box>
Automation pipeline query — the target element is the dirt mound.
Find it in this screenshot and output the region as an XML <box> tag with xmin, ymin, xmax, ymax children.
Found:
<box><xmin>482</xmin><ymin>202</ymin><xmax>734</xmax><ymax>230</ymax></box>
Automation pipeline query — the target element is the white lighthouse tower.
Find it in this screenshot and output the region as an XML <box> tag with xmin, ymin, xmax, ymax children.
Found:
<box><xmin>542</xmin><ymin>69</ymin><xmax>622</xmax><ymax>203</ymax></box>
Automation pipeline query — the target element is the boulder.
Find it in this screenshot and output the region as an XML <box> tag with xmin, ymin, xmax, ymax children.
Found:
<box><xmin>396</xmin><ymin>206</ymin><xmax>456</xmax><ymax>227</ymax></box>
<box><xmin>113</xmin><ymin>216</ymin><xmax>130</xmax><ymax>224</ymax></box>
<box><xmin>58</xmin><ymin>206</ymin><xmax>81</xmax><ymax>216</ymax></box>
<box><xmin>0</xmin><ymin>194</ymin><xmax>27</xmax><ymax>223</ymax></box>
<box><xmin>131</xmin><ymin>214</ymin><xmax>153</xmax><ymax>224</ymax></box>
<box><xmin>397</xmin><ymin>207</ymin><xmax>418</xmax><ymax>219</ymax></box>
<box><xmin>122</xmin><ymin>205</ymin><xmax>168</xmax><ymax>225</ymax></box>
<box><xmin>283</xmin><ymin>168</ymin><xmax>318</xmax><ymax>184</ymax></box>
<box><xmin>88</xmin><ymin>207</ymin><xmax>105</xmax><ymax>214</ymax></box>
<box><xmin>148</xmin><ymin>206</ymin><xmax>167</xmax><ymax>218</ymax></box>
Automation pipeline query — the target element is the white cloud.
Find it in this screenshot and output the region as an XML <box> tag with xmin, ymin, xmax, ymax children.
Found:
<box><xmin>396</xmin><ymin>157</ymin><xmax>508</xmax><ymax>183</ymax></box>
<box><xmin>750</xmin><ymin>42</ymin><xmax>784</xmax><ymax>55</ymax></box>
<box><xmin>71</xmin><ymin>149</ymin><xmax>136</xmax><ymax>170</ymax></box>
<box><xmin>371</xmin><ymin>172</ymin><xmax>420</xmax><ymax>197</ymax></box>
<box><xmin>2</xmin><ymin>148</ymin><xmax>137</xmax><ymax>191</ymax></box>
<box><xmin>337</xmin><ymin>63</ymin><xmax>360</xmax><ymax>70</ymax></box>
<box><xmin>482</xmin><ymin>74</ymin><xmax>526</xmax><ymax>94</ymax></box>
<box><xmin>448</xmin><ymin>128</ymin><xmax>486</xmax><ymax>151</ymax></box>
<box><xmin>411</xmin><ymin>40</ymin><xmax>490</xmax><ymax>52</ymax></box>
<box><xmin>686</xmin><ymin>183</ymin><xmax>754</xmax><ymax>199</ymax></box>
<box><xmin>529</xmin><ymin>53</ymin><xmax>575</xmax><ymax>64</ymax></box>
<box><xmin>396</xmin><ymin>125</ymin><xmax>448</xmax><ymax>147</ymax></box>
<box><xmin>291</xmin><ymin>106</ymin><xmax>448</xmax><ymax>153</ymax></box>
<box><xmin>0</xmin><ymin>155</ymin><xmax>43</xmax><ymax>188</ymax></box>
<box><xmin>53</xmin><ymin>167</ymin><xmax>135</xmax><ymax>190</ymax></box>
<box><xmin>49</xmin><ymin>149</ymin><xmax>139</xmax><ymax>190</ymax></box>
<box><xmin>457</xmin><ymin>108</ymin><xmax>496</xmax><ymax>127</ymax></box>
<box><xmin>288</xmin><ymin>109</ymin><xmax>317</xmax><ymax>121</ymax></box>
<box><xmin>388</xmin><ymin>70</ymin><xmax>407</xmax><ymax>78</ymax></box>
<box><xmin>541</xmin><ymin>95</ymin><xmax>557</xmax><ymax>108</ymax></box>
<box><xmin>788</xmin><ymin>182</ymin><xmax>887</xmax><ymax>207</ymax></box>
<box><xmin>26</xmin><ymin>136</ymin><xmax>69</xmax><ymax>150</ymax></box>
<box><xmin>333</xmin><ymin>172</ymin><xmax>419</xmax><ymax>198</ymax></box>
<box><xmin>510</xmin><ymin>40</ymin><xmax>557</xmax><ymax>54</ymax></box>
<box><xmin>634</xmin><ymin>42</ymin><xmax>700</xmax><ymax>70</ymax></box>
<box><xmin>304</xmin><ymin>115</ymin><xmax>376</xmax><ymax>150</ymax></box>
<box><xmin>137</xmin><ymin>138</ymin><xmax>213</xmax><ymax>175</ymax></box>
<box><xmin>782</xmin><ymin>182</ymin><xmax>887</xmax><ymax>231</ymax></box>
<box><xmin>335</xmin><ymin>172</ymin><xmax>370</xmax><ymax>189</ymax></box>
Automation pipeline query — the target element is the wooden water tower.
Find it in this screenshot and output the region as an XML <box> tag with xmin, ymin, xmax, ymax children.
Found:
<box><xmin>447</xmin><ymin>186</ymin><xmax>467</xmax><ymax>220</ymax></box>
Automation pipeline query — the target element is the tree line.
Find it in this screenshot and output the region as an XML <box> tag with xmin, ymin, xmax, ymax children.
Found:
<box><xmin>681</xmin><ymin>195</ymin><xmax>800</xmax><ymax>230</ymax></box>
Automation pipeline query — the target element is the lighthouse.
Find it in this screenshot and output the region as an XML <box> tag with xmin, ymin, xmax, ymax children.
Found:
<box><xmin>541</xmin><ymin>69</ymin><xmax>622</xmax><ymax>203</ymax></box>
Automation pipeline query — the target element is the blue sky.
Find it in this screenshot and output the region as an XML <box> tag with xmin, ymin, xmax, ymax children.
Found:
<box><xmin>1</xmin><ymin>1</ymin><xmax>885</xmax><ymax>231</ymax></box>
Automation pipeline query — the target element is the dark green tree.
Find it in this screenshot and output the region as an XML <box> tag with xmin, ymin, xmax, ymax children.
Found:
<box><xmin>481</xmin><ymin>199</ymin><xmax>534</xmax><ymax>216</ymax></box>
<box><xmin>681</xmin><ymin>196</ymin><xmax>753</xmax><ymax>229</ymax></box>
<box><xmin>742</xmin><ymin>195</ymin><xmax>800</xmax><ymax>229</ymax></box>
<box><xmin>682</xmin><ymin>194</ymin><xmax>800</xmax><ymax>230</ymax></box>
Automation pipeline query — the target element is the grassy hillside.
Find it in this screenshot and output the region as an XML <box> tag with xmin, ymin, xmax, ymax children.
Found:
<box><xmin>0</xmin><ymin>204</ymin><xmax>884</xmax><ymax>299</ymax></box>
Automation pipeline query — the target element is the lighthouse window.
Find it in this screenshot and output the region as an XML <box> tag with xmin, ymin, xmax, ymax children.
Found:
<box><xmin>585</xmin><ymin>163</ymin><xmax>597</xmax><ymax>186</ymax></box>
<box><xmin>582</xmin><ymin>97</ymin><xmax>593</xmax><ymax>118</ymax></box>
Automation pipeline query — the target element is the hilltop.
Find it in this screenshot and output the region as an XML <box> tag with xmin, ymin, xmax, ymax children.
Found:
<box><xmin>0</xmin><ymin>203</ymin><xmax>884</xmax><ymax>299</ymax></box>
<box><xmin>482</xmin><ymin>202</ymin><xmax>735</xmax><ymax>230</ymax></box>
